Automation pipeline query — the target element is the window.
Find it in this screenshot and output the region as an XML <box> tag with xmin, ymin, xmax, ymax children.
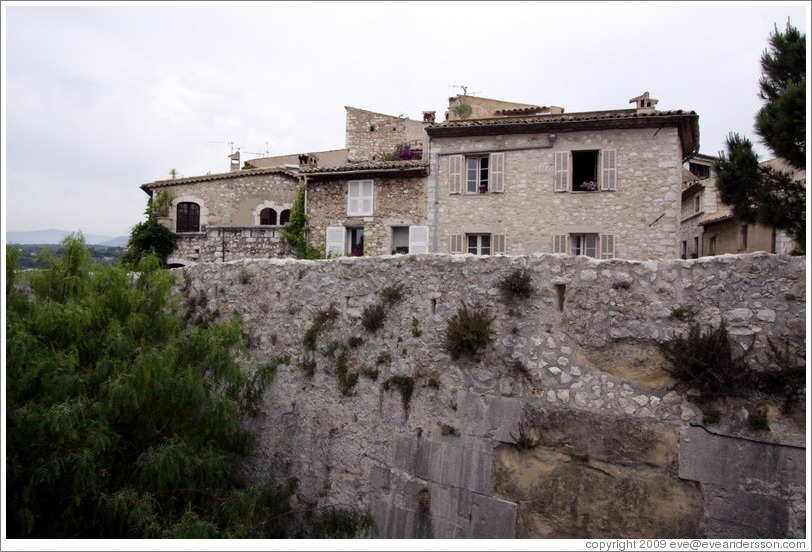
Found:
<box><xmin>325</xmin><ymin>226</ymin><xmax>365</xmax><ymax>257</ymax></box>
<box><xmin>689</xmin><ymin>162</ymin><xmax>711</xmax><ymax>180</ymax></box>
<box><xmin>693</xmin><ymin>237</ymin><xmax>700</xmax><ymax>257</ymax></box>
<box><xmin>348</xmin><ymin>180</ymin><xmax>373</xmax><ymax>216</ymax></box>
<box><xmin>570</xmin><ymin>233</ymin><xmax>598</xmax><ymax>257</ymax></box>
<box><xmin>553</xmin><ymin>233</ymin><xmax>616</xmax><ymax>259</ymax></box>
<box><xmin>694</xmin><ymin>195</ymin><xmax>701</xmax><ymax>213</ymax></box>
<box><xmin>709</xmin><ymin>236</ymin><xmax>717</xmax><ymax>256</ymax></box>
<box><xmin>392</xmin><ymin>226</ymin><xmax>409</xmax><ymax>254</ymax></box>
<box><xmin>740</xmin><ymin>225</ymin><xmax>748</xmax><ymax>249</ymax></box>
<box><xmin>176</xmin><ymin>202</ymin><xmax>200</xmax><ymax>233</ymax></box>
<box><xmin>681</xmin><ymin>241</ymin><xmax>687</xmax><ymax>259</ymax></box>
<box><xmin>450</xmin><ymin>232</ymin><xmax>506</xmax><ymax>254</ymax></box>
<box><xmin>280</xmin><ymin>209</ymin><xmax>291</xmax><ymax>225</ymax></box>
<box><xmin>467</xmin><ymin>156</ymin><xmax>489</xmax><ymax>193</ymax></box>
<box><xmin>260</xmin><ymin>207</ymin><xmax>277</xmax><ymax>225</ymax></box>
<box><xmin>467</xmin><ymin>234</ymin><xmax>491</xmax><ymax>255</ymax></box>
<box><xmin>571</xmin><ymin>151</ymin><xmax>599</xmax><ymax>192</ymax></box>
<box><xmin>448</xmin><ymin>153</ymin><xmax>504</xmax><ymax>194</ymax></box>
<box><xmin>348</xmin><ymin>227</ymin><xmax>364</xmax><ymax>256</ymax></box>
<box><xmin>555</xmin><ymin>149</ymin><xmax>616</xmax><ymax>192</ymax></box>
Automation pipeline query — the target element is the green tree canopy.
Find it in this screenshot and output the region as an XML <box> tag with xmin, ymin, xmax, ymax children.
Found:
<box><xmin>714</xmin><ymin>21</ymin><xmax>806</xmax><ymax>254</ymax></box>
<box><xmin>5</xmin><ymin>235</ymin><xmax>374</xmax><ymax>538</ymax></box>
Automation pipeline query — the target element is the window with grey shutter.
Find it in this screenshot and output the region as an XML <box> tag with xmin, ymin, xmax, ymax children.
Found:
<box><xmin>493</xmin><ymin>234</ymin><xmax>506</xmax><ymax>254</ymax></box>
<box><xmin>600</xmin><ymin>234</ymin><xmax>616</xmax><ymax>259</ymax></box>
<box><xmin>348</xmin><ymin>180</ymin><xmax>374</xmax><ymax>216</ymax></box>
<box><xmin>449</xmin><ymin>155</ymin><xmax>462</xmax><ymax>194</ymax></box>
<box><xmin>450</xmin><ymin>234</ymin><xmax>464</xmax><ymax>254</ymax></box>
<box><xmin>554</xmin><ymin>151</ymin><xmax>569</xmax><ymax>192</ymax></box>
<box><xmin>553</xmin><ymin>234</ymin><xmax>568</xmax><ymax>254</ymax></box>
<box><xmin>490</xmin><ymin>152</ymin><xmax>505</xmax><ymax>193</ymax></box>
<box><xmin>600</xmin><ymin>149</ymin><xmax>617</xmax><ymax>191</ymax></box>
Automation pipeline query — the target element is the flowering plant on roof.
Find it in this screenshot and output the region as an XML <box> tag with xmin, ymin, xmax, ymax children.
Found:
<box><xmin>581</xmin><ymin>180</ymin><xmax>598</xmax><ymax>191</ymax></box>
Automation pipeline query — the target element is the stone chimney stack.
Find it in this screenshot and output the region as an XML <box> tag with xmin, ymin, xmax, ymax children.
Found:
<box><xmin>423</xmin><ymin>111</ymin><xmax>436</xmax><ymax>123</ymax></box>
<box><xmin>630</xmin><ymin>91</ymin><xmax>658</xmax><ymax>114</ymax></box>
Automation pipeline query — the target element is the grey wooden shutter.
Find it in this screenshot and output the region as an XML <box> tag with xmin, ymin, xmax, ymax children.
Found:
<box><xmin>600</xmin><ymin>234</ymin><xmax>616</xmax><ymax>259</ymax></box>
<box><xmin>449</xmin><ymin>155</ymin><xmax>462</xmax><ymax>194</ymax></box>
<box><xmin>600</xmin><ymin>149</ymin><xmax>617</xmax><ymax>191</ymax></box>
<box><xmin>450</xmin><ymin>234</ymin><xmax>464</xmax><ymax>254</ymax></box>
<box><xmin>326</xmin><ymin>227</ymin><xmax>345</xmax><ymax>257</ymax></box>
<box><xmin>554</xmin><ymin>151</ymin><xmax>569</xmax><ymax>192</ymax></box>
<box><xmin>492</xmin><ymin>234</ymin><xmax>506</xmax><ymax>254</ymax></box>
<box><xmin>490</xmin><ymin>152</ymin><xmax>505</xmax><ymax>193</ymax></box>
<box><xmin>359</xmin><ymin>179</ymin><xmax>374</xmax><ymax>215</ymax></box>
<box><xmin>553</xmin><ymin>234</ymin><xmax>568</xmax><ymax>254</ymax></box>
<box><xmin>408</xmin><ymin>226</ymin><xmax>429</xmax><ymax>254</ymax></box>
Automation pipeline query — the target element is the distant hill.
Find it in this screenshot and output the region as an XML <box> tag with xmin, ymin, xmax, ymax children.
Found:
<box><xmin>6</xmin><ymin>229</ymin><xmax>129</xmax><ymax>247</ymax></box>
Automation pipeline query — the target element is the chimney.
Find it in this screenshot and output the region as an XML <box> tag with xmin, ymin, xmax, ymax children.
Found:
<box><xmin>229</xmin><ymin>150</ymin><xmax>241</xmax><ymax>171</ymax></box>
<box><xmin>423</xmin><ymin>111</ymin><xmax>436</xmax><ymax>123</ymax></box>
<box><xmin>630</xmin><ymin>91</ymin><xmax>658</xmax><ymax>113</ymax></box>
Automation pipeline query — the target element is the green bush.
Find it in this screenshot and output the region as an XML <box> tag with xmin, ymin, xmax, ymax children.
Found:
<box><xmin>443</xmin><ymin>304</ymin><xmax>494</xmax><ymax>360</ymax></box>
<box><xmin>498</xmin><ymin>269</ymin><xmax>534</xmax><ymax>300</ymax></box>
<box><xmin>384</xmin><ymin>375</ymin><xmax>415</xmax><ymax>411</ymax></box>
<box><xmin>361</xmin><ymin>303</ymin><xmax>386</xmax><ymax>332</ymax></box>
<box><xmin>658</xmin><ymin>322</ymin><xmax>748</xmax><ymax>401</ymax></box>
<box><xmin>380</xmin><ymin>283</ymin><xmax>404</xmax><ymax>305</ymax></box>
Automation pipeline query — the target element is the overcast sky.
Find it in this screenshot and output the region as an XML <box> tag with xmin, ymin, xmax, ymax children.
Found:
<box><xmin>2</xmin><ymin>1</ymin><xmax>809</xmax><ymax>238</ymax></box>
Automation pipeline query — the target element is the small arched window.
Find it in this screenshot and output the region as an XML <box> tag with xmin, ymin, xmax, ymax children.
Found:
<box><xmin>177</xmin><ymin>202</ymin><xmax>200</xmax><ymax>233</ymax></box>
<box><xmin>260</xmin><ymin>208</ymin><xmax>277</xmax><ymax>225</ymax></box>
<box><xmin>279</xmin><ymin>209</ymin><xmax>291</xmax><ymax>226</ymax></box>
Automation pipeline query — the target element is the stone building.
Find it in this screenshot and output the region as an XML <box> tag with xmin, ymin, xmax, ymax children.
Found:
<box><xmin>426</xmin><ymin>93</ymin><xmax>699</xmax><ymax>260</ymax></box>
<box><xmin>138</xmin><ymin>92</ymin><xmax>733</xmax><ymax>264</ymax></box>
<box><xmin>679</xmin><ymin>156</ymin><xmax>802</xmax><ymax>257</ymax></box>
<box><xmin>140</xmin><ymin>167</ymin><xmax>300</xmax><ymax>266</ymax></box>
<box><xmin>302</xmin><ymin>160</ymin><xmax>430</xmax><ymax>257</ymax></box>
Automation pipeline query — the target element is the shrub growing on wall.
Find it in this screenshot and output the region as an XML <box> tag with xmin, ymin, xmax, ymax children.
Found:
<box><xmin>443</xmin><ymin>304</ymin><xmax>494</xmax><ymax>360</ymax></box>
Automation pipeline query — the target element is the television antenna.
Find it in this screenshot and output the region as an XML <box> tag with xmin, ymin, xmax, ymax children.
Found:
<box><xmin>206</xmin><ymin>141</ymin><xmax>237</xmax><ymax>154</ymax></box>
<box><xmin>449</xmin><ymin>82</ymin><xmax>479</xmax><ymax>97</ymax></box>
<box><xmin>243</xmin><ymin>142</ymin><xmax>271</xmax><ymax>158</ymax></box>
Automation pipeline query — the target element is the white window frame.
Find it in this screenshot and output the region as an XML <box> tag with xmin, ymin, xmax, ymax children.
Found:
<box><xmin>467</xmin><ymin>234</ymin><xmax>492</xmax><ymax>255</ymax></box>
<box><xmin>571</xmin><ymin>233</ymin><xmax>598</xmax><ymax>257</ymax></box>
<box><xmin>348</xmin><ymin>179</ymin><xmax>374</xmax><ymax>216</ymax></box>
<box><xmin>466</xmin><ymin>156</ymin><xmax>490</xmax><ymax>194</ymax></box>
<box><xmin>554</xmin><ymin>233</ymin><xmax>616</xmax><ymax>258</ymax></box>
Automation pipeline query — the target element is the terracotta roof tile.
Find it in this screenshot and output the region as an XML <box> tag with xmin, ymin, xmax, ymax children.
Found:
<box><xmin>300</xmin><ymin>160</ymin><xmax>428</xmax><ymax>175</ymax></box>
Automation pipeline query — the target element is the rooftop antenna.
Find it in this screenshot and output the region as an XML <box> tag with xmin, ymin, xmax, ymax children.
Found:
<box><xmin>244</xmin><ymin>142</ymin><xmax>271</xmax><ymax>157</ymax></box>
<box><xmin>206</xmin><ymin>141</ymin><xmax>236</xmax><ymax>154</ymax></box>
<box><xmin>449</xmin><ymin>82</ymin><xmax>479</xmax><ymax>97</ymax></box>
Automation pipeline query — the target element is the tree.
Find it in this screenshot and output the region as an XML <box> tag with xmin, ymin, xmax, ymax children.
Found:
<box><xmin>6</xmin><ymin>235</ymin><xmax>374</xmax><ymax>538</ymax></box>
<box><xmin>121</xmin><ymin>191</ymin><xmax>178</xmax><ymax>268</ymax></box>
<box><xmin>280</xmin><ymin>187</ymin><xmax>323</xmax><ymax>259</ymax></box>
<box><xmin>714</xmin><ymin>21</ymin><xmax>806</xmax><ymax>254</ymax></box>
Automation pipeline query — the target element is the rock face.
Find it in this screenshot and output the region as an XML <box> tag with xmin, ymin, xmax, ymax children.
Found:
<box><xmin>175</xmin><ymin>252</ymin><xmax>805</xmax><ymax>538</ymax></box>
<box><xmin>492</xmin><ymin>406</ymin><xmax>704</xmax><ymax>538</ymax></box>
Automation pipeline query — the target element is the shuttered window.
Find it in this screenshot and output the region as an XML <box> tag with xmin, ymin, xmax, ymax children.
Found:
<box><xmin>326</xmin><ymin>227</ymin><xmax>345</xmax><ymax>257</ymax></box>
<box><xmin>553</xmin><ymin>234</ymin><xmax>568</xmax><ymax>254</ymax></box>
<box><xmin>600</xmin><ymin>149</ymin><xmax>617</xmax><ymax>191</ymax></box>
<box><xmin>449</xmin><ymin>155</ymin><xmax>462</xmax><ymax>194</ymax></box>
<box><xmin>492</xmin><ymin>234</ymin><xmax>506</xmax><ymax>254</ymax></box>
<box><xmin>600</xmin><ymin>234</ymin><xmax>616</xmax><ymax>259</ymax></box>
<box><xmin>554</xmin><ymin>151</ymin><xmax>569</xmax><ymax>192</ymax></box>
<box><xmin>490</xmin><ymin>152</ymin><xmax>505</xmax><ymax>193</ymax></box>
<box><xmin>450</xmin><ymin>234</ymin><xmax>464</xmax><ymax>254</ymax></box>
<box><xmin>408</xmin><ymin>226</ymin><xmax>429</xmax><ymax>254</ymax></box>
<box><xmin>348</xmin><ymin>180</ymin><xmax>374</xmax><ymax>216</ymax></box>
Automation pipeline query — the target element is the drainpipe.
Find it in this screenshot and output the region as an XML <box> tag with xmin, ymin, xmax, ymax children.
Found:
<box><xmin>433</xmin><ymin>149</ymin><xmax>440</xmax><ymax>253</ymax></box>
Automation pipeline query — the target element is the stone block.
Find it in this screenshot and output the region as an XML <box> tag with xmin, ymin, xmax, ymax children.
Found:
<box><xmin>470</xmin><ymin>494</ymin><xmax>517</xmax><ymax>538</ymax></box>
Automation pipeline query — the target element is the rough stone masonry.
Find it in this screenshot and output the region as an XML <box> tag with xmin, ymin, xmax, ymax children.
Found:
<box><xmin>175</xmin><ymin>251</ymin><xmax>806</xmax><ymax>538</ymax></box>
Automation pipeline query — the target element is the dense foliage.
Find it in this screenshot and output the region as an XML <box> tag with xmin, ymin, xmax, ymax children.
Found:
<box><xmin>120</xmin><ymin>218</ymin><xmax>178</xmax><ymax>268</ymax></box>
<box><xmin>714</xmin><ymin>22</ymin><xmax>806</xmax><ymax>253</ymax></box>
<box><xmin>5</xmin><ymin>235</ymin><xmax>374</xmax><ymax>538</ymax></box>
<box><xmin>281</xmin><ymin>187</ymin><xmax>323</xmax><ymax>259</ymax></box>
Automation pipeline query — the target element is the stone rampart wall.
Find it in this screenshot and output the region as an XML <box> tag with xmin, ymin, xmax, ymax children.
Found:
<box><xmin>175</xmin><ymin>252</ymin><xmax>806</xmax><ymax>538</ymax></box>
